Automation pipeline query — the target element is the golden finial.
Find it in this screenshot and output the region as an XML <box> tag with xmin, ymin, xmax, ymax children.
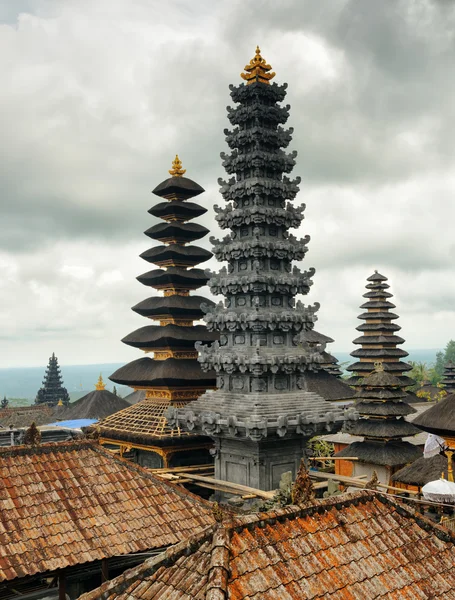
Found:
<box><xmin>169</xmin><ymin>155</ymin><xmax>186</xmax><ymax>177</ymax></box>
<box><xmin>57</xmin><ymin>399</ymin><xmax>63</xmax><ymax>407</ymax></box>
<box><xmin>374</xmin><ymin>361</ymin><xmax>384</xmax><ymax>373</ymax></box>
<box><xmin>241</xmin><ymin>46</ymin><xmax>276</xmax><ymax>85</ymax></box>
<box><xmin>95</xmin><ymin>374</ymin><xmax>106</xmax><ymax>391</ymax></box>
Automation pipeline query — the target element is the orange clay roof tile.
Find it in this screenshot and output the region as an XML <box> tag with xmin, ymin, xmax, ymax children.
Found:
<box><xmin>80</xmin><ymin>491</ymin><xmax>455</xmax><ymax>600</ymax></box>
<box><xmin>0</xmin><ymin>439</ymin><xmax>212</xmax><ymax>582</ymax></box>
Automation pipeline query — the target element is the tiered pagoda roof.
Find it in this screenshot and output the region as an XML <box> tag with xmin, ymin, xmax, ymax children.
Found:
<box><xmin>35</xmin><ymin>353</ymin><xmax>70</xmax><ymax>407</ymax></box>
<box><xmin>168</xmin><ymin>49</ymin><xmax>354</xmax><ymax>463</ymax></box>
<box><xmin>442</xmin><ymin>361</ymin><xmax>455</xmax><ymax>394</ymax></box>
<box><xmin>96</xmin><ymin>159</ymin><xmax>217</xmax><ymax>451</ymax></box>
<box><xmin>412</xmin><ymin>392</ymin><xmax>455</xmax><ymax>441</ymax></box>
<box><xmin>337</xmin><ymin>365</ymin><xmax>421</xmax><ymax>467</ymax></box>
<box><xmin>346</xmin><ymin>271</ymin><xmax>414</xmax><ymax>388</ymax></box>
<box><xmin>56</xmin><ymin>376</ymin><xmax>129</xmax><ymax>421</ymax></box>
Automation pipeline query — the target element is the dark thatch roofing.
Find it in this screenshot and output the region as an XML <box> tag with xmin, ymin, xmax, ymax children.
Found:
<box><xmin>412</xmin><ymin>392</ymin><xmax>455</xmax><ymax>437</ymax></box>
<box><xmin>347</xmin><ymin>361</ymin><xmax>412</xmax><ymax>374</ymax></box>
<box><xmin>335</xmin><ymin>440</ymin><xmax>422</xmax><ymax>466</ymax></box>
<box><xmin>148</xmin><ymin>201</ymin><xmax>207</xmax><ymax>221</ymax></box>
<box><xmin>301</xmin><ymin>370</ymin><xmax>354</xmax><ymax>401</ymax></box>
<box><xmin>299</xmin><ymin>330</ymin><xmax>334</xmax><ymax>344</ymax></box>
<box><xmin>392</xmin><ymin>454</ymin><xmax>452</xmax><ymax>486</ymax></box>
<box><xmin>152</xmin><ymin>176</ymin><xmax>204</xmax><ymax>200</ymax></box>
<box><xmin>347</xmin><ymin>419</ymin><xmax>420</xmax><ymax>439</ymax></box>
<box><xmin>359</xmin><ymin>300</ymin><xmax>396</xmax><ymax>310</ymax></box>
<box><xmin>140</xmin><ymin>244</ymin><xmax>212</xmax><ymax>266</ymax></box>
<box><xmin>350</xmin><ymin>348</ymin><xmax>409</xmax><ymax>358</ymax></box>
<box><xmin>367</xmin><ymin>271</ymin><xmax>388</xmax><ymax>282</ymax></box>
<box><xmin>356</xmin><ymin>322</ymin><xmax>401</xmax><ymax>332</ymax></box>
<box><xmin>353</xmin><ymin>401</ymin><xmax>415</xmax><ymax>417</ymax></box>
<box><xmin>137</xmin><ymin>267</ymin><xmax>209</xmax><ymax>289</ymax></box>
<box><xmin>132</xmin><ymin>295</ymin><xmax>215</xmax><ymax>319</ymax></box>
<box><xmin>122</xmin><ymin>324</ymin><xmax>218</xmax><ymax>349</ymax></box>
<box><xmin>109</xmin><ymin>357</ymin><xmax>216</xmax><ymax>387</ymax></box>
<box><xmin>57</xmin><ymin>390</ymin><xmax>129</xmax><ymax>420</ymax></box>
<box><xmin>352</xmin><ymin>334</ymin><xmax>405</xmax><ymax>345</ymax></box>
<box><xmin>357</xmin><ymin>311</ymin><xmax>399</xmax><ymax>320</ymax></box>
<box><xmin>144</xmin><ymin>222</ymin><xmax>209</xmax><ymax>243</ymax></box>
<box><xmin>123</xmin><ymin>390</ymin><xmax>146</xmax><ymax>405</ymax></box>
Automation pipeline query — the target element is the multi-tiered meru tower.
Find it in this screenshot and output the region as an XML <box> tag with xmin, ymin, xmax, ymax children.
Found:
<box><xmin>168</xmin><ymin>48</ymin><xmax>355</xmax><ymax>491</ymax></box>
<box><xmin>101</xmin><ymin>159</ymin><xmax>218</xmax><ymax>468</ymax></box>
<box><xmin>35</xmin><ymin>353</ymin><xmax>70</xmax><ymax>407</ymax></box>
<box><xmin>346</xmin><ymin>272</ymin><xmax>413</xmax><ymax>387</ymax></box>
<box><xmin>442</xmin><ymin>362</ymin><xmax>455</xmax><ymax>395</ymax></box>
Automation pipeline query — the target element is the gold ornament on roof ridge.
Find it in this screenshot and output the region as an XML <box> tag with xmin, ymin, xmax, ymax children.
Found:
<box><xmin>374</xmin><ymin>361</ymin><xmax>384</xmax><ymax>373</ymax></box>
<box><xmin>95</xmin><ymin>374</ymin><xmax>106</xmax><ymax>390</ymax></box>
<box><xmin>169</xmin><ymin>155</ymin><xmax>186</xmax><ymax>177</ymax></box>
<box><xmin>241</xmin><ymin>46</ymin><xmax>276</xmax><ymax>85</ymax></box>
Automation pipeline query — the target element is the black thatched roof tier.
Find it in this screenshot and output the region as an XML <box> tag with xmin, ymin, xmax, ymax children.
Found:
<box><xmin>346</xmin><ymin>374</ymin><xmax>415</xmax><ymax>387</ymax></box>
<box><xmin>405</xmin><ymin>391</ymin><xmax>422</xmax><ymax>404</ymax></box>
<box><xmin>132</xmin><ymin>295</ymin><xmax>215</xmax><ymax>319</ymax></box>
<box><xmin>357</xmin><ymin>311</ymin><xmax>399</xmax><ymax>321</ymax></box>
<box><xmin>356</xmin><ymin>387</ymin><xmax>407</xmax><ymax>400</ymax></box>
<box><xmin>347</xmin><ymin>419</ymin><xmax>420</xmax><ymax>439</ymax></box>
<box><xmin>137</xmin><ymin>268</ymin><xmax>209</xmax><ymax>290</ymax></box>
<box><xmin>110</xmin><ymin>357</ymin><xmax>216</xmax><ymax>387</ymax></box>
<box><xmin>336</xmin><ymin>440</ymin><xmax>422</xmax><ymax>466</ymax></box>
<box><xmin>301</xmin><ymin>371</ymin><xmax>354</xmax><ymax>401</ymax></box>
<box><xmin>359</xmin><ymin>300</ymin><xmax>396</xmax><ymax>310</ymax></box>
<box><xmin>152</xmin><ymin>175</ymin><xmax>204</xmax><ymax>201</ymax></box>
<box><xmin>350</xmin><ymin>348</ymin><xmax>409</xmax><ymax>359</ymax></box>
<box><xmin>300</xmin><ymin>330</ymin><xmax>334</xmax><ymax>344</ymax></box>
<box><xmin>122</xmin><ymin>324</ymin><xmax>218</xmax><ymax>349</ymax></box>
<box><xmin>58</xmin><ymin>390</ymin><xmax>129</xmax><ymax>420</ymax></box>
<box><xmin>356</xmin><ymin>322</ymin><xmax>401</xmax><ymax>332</ymax></box>
<box><xmin>145</xmin><ymin>222</ymin><xmax>209</xmax><ymax>244</ymax></box>
<box><xmin>363</xmin><ymin>289</ymin><xmax>393</xmax><ymax>299</ymax></box>
<box><xmin>123</xmin><ymin>390</ymin><xmax>146</xmax><ymax>405</ymax></box>
<box><xmin>367</xmin><ymin>271</ymin><xmax>388</xmax><ymax>282</ymax></box>
<box><xmin>353</xmin><ymin>401</ymin><xmax>415</xmax><ymax>417</ymax></box>
<box><xmin>348</xmin><ymin>361</ymin><xmax>412</xmax><ymax>374</ymax></box>
<box><xmin>140</xmin><ymin>245</ymin><xmax>212</xmax><ymax>267</ymax></box>
<box><xmin>412</xmin><ymin>393</ymin><xmax>455</xmax><ymax>438</ymax></box>
<box><xmin>392</xmin><ymin>454</ymin><xmax>452</xmax><ymax>486</ymax></box>
<box><xmin>132</xmin><ymin>295</ymin><xmax>215</xmax><ymax>321</ymax></box>
<box><xmin>442</xmin><ymin>361</ymin><xmax>455</xmax><ymax>393</ymax></box>
<box><xmin>352</xmin><ymin>335</ymin><xmax>405</xmax><ymax>345</ymax></box>
<box><xmin>148</xmin><ymin>201</ymin><xmax>207</xmax><ymax>221</ymax></box>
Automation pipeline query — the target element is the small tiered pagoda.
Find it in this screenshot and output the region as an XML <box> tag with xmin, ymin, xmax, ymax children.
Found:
<box><xmin>96</xmin><ymin>158</ymin><xmax>218</xmax><ymax>468</ymax></box>
<box><xmin>35</xmin><ymin>353</ymin><xmax>70</xmax><ymax>407</ymax></box>
<box><xmin>336</xmin><ymin>364</ymin><xmax>421</xmax><ymax>484</ymax></box>
<box><xmin>346</xmin><ymin>271</ymin><xmax>420</xmax><ymax>402</ymax></box>
<box><xmin>167</xmin><ymin>48</ymin><xmax>355</xmax><ymax>491</ymax></box>
<box><xmin>442</xmin><ymin>361</ymin><xmax>455</xmax><ymax>394</ymax></box>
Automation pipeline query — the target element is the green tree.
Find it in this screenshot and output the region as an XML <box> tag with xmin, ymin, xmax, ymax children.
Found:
<box><xmin>409</xmin><ymin>361</ymin><xmax>429</xmax><ymax>387</ymax></box>
<box><xmin>434</xmin><ymin>341</ymin><xmax>455</xmax><ymax>380</ymax></box>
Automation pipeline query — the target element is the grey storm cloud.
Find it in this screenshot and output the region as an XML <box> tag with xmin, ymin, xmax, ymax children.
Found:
<box><xmin>0</xmin><ymin>0</ymin><xmax>454</xmax><ymax>366</ymax></box>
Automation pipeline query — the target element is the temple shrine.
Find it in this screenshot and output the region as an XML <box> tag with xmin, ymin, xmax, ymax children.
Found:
<box><xmin>94</xmin><ymin>158</ymin><xmax>218</xmax><ymax>468</ymax></box>
<box><xmin>35</xmin><ymin>352</ymin><xmax>70</xmax><ymax>407</ymax></box>
<box><xmin>167</xmin><ymin>48</ymin><xmax>355</xmax><ymax>491</ymax></box>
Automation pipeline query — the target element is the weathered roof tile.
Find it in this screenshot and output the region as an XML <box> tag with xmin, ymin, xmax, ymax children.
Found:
<box><xmin>0</xmin><ymin>440</ymin><xmax>212</xmax><ymax>582</ymax></box>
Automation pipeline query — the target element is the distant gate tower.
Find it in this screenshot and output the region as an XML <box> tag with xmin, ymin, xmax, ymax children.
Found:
<box><xmin>168</xmin><ymin>48</ymin><xmax>355</xmax><ymax>491</ymax></box>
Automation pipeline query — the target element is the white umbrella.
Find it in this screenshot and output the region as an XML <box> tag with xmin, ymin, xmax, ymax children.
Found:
<box><xmin>422</xmin><ymin>478</ymin><xmax>455</xmax><ymax>503</ymax></box>
<box><xmin>423</xmin><ymin>434</ymin><xmax>445</xmax><ymax>459</ymax></box>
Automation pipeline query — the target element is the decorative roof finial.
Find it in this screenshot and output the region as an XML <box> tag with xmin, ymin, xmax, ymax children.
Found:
<box><xmin>95</xmin><ymin>374</ymin><xmax>106</xmax><ymax>391</ymax></box>
<box><xmin>169</xmin><ymin>155</ymin><xmax>186</xmax><ymax>177</ymax></box>
<box><xmin>241</xmin><ymin>46</ymin><xmax>276</xmax><ymax>85</ymax></box>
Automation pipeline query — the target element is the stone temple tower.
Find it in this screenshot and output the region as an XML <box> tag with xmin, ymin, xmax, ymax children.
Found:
<box><xmin>167</xmin><ymin>48</ymin><xmax>355</xmax><ymax>491</ymax></box>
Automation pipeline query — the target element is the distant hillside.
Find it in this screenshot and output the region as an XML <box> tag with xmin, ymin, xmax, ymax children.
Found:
<box><xmin>0</xmin><ymin>350</ymin><xmax>442</xmax><ymax>403</ymax></box>
<box><xmin>0</xmin><ymin>363</ymin><xmax>130</xmax><ymax>403</ymax></box>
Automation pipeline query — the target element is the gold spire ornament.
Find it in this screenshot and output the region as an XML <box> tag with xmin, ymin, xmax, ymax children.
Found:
<box><xmin>169</xmin><ymin>155</ymin><xmax>186</xmax><ymax>177</ymax></box>
<box><xmin>241</xmin><ymin>46</ymin><xmax>276</xmax><ymax>85</ymax></box>
<box><xmin>95</xmin><ymin>374</ymin><xmax>106</xmax><ymax>391</ymax></box>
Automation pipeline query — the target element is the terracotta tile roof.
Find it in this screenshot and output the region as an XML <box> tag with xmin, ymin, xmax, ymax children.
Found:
<box><xmin>81</xmin><ymin>491</ymin><xmax>455</xmax><ymax>600</ymax></box>
<box><xmin>0</xmin><ymin>440</ymin><xmax>212</xmax><ymax>582</ymax></box>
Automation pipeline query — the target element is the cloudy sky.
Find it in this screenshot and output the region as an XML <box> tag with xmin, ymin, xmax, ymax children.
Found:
<box><xmin>1</xmin><ymin>0</ymin><xmax>454</xmax><ymax>367</ymax></box>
